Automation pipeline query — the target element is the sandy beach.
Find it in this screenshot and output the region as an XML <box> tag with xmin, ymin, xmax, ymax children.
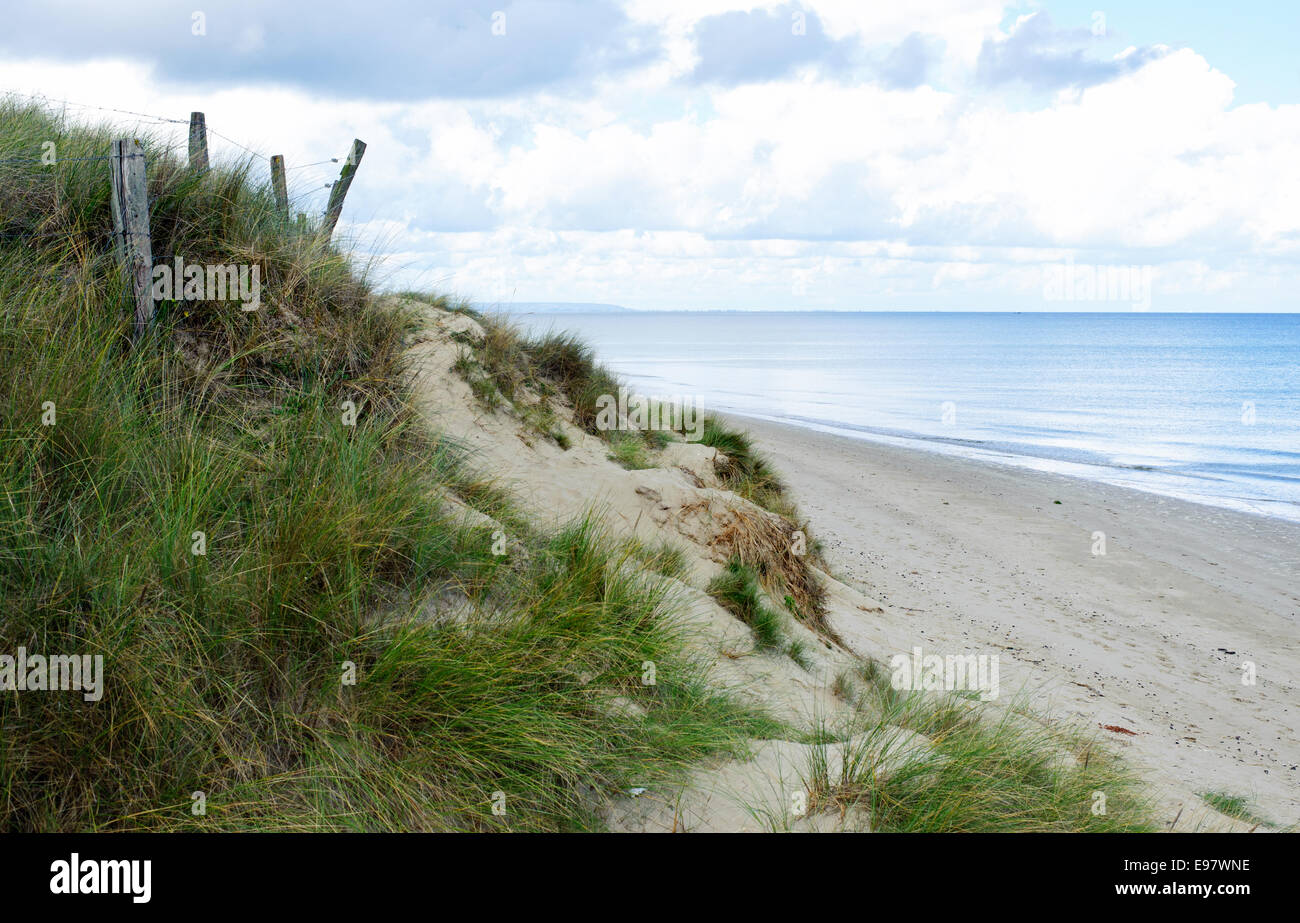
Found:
<box><xmin>730</xmin><ymin>414</ymin><xmax>1300</xmax><ymax>827</ymax></box>
<box><xmin>405</xmin><ymin>302</ymin><xmax>1296</xmax><ymax>830</ymax></box>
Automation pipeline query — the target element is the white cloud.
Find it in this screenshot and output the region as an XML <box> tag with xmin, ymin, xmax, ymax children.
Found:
<box><xmin>2</xmin><ymin>0</ymin><xmax>1298</xmax><ymax>310</ymax></box>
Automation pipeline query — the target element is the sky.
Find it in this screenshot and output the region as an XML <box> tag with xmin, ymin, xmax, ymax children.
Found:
<box><xmin>2</xmin><ymin>1</ymin><xmax>1298</xmax><ymax>311</ymax></box>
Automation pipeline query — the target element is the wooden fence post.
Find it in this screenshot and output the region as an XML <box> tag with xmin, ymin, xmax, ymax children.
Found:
<box><xmin>110</xmin><ymin>138</ymin><xmax>155</xmax><ymax>341</ymax></box>
<box><xmin>321</xmin><ymin>138</ymin><xmax>366</xmax><ymax>240</ymax></box>
<box><xmin>269</xmin><ymin>154</ymin><xmax>289</xmax><ymax>216</ymax></box>
<box><xmin>188</xmin><ymin>112</ymin><xmax>209</xmax><ymax>171</ymax></box>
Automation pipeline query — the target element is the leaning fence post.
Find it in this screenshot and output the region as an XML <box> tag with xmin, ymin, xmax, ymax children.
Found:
<box><xmin>270</xmin><ymin>154</ymin><xmax>289</xmax><ymax>216</ymax></box>
<box><xmin>188</xmin><ymin>112</ymin><xmax>209</xmax><ymax>171</ymax></box>
<box><xmin>110</xmin><ymin>138</ymin><xmax>154</xmax><ymax>341</ymax></box>
<box><xmin>321</xmin><ymin>138</ymin><xmax>366</xmax><ymax>240</ymax></box>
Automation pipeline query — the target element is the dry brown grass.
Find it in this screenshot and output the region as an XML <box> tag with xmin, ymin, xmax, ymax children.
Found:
<box><xmin>709</xmin><ymin>504</ymin><xmax>835</xmax><ymax>642</ymax></box>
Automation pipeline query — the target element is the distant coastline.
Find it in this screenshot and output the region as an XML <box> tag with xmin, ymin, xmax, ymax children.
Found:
<box><xmin>480</xmin><ymin>301</ymin><xmax>629</xmax><ymax>314</ymax></box>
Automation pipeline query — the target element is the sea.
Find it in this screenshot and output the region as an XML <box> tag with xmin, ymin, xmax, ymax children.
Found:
<box><xmin>510</xmin><ymin>311</ymin><xmax>1300</xmax><ymax>523</ymax></box>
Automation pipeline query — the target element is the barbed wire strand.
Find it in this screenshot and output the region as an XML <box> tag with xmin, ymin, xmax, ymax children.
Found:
<box><xmin>287</xmin><ymin>158</ymin><xmax>339</xmax><ymax>171</ymax></box>
<box><xmin>10</xmin><ymin>92</ymin><xmax>347</xmax><ymax>199</ymax></box>
<box><xmin>11</xmin><ymin>92</ymin><xmax>189</xmax><ymax>125</ymax></box>
<box><xmin>5</xmin><ymin>93</ymin><xmax>349</xmax><ymax>234</ymax></box>
<box><xmin>0</xmin><ymin>155</ymin><xmax>117</xmax><ymax>165</ymax></box>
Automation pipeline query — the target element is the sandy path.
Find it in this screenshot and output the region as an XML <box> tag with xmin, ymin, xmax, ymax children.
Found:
<box><xmin>731</xmin><ymin>414</ymin><xmax>1300</xmax><ymax>827</ymax></box>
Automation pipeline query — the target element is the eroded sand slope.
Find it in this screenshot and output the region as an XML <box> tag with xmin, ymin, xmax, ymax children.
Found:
<box><xmin>402</xmin><ymin>299</ymin><xmax>1261</xmax><ymax>832</ymax></box>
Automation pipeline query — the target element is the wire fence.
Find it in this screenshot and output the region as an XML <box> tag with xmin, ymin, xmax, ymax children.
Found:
<box><xmin>0</xmin><ymin>150</ymin><xmax>326</xmax><ymax>240</ymax></box>
<box><xmin>2</xmin><ymin>92</ymin><xmax>369</xmax><ymax>340</ymax></box>
<box><xmin>6</xmin><ymin>91</ymin><xmax>350</xmax><ymax>216</ymax></box>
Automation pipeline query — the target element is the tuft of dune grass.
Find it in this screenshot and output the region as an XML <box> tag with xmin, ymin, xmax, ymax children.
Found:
<box><xmin>1199</xmin><ymin>791</ymin><xmax>1281</xmax><ymax>830</ymax></box>
<box><xmin>806</xmin><ymin>667</ymin><xmax>1157</xmax><ymax>832</ymax></box>
<box><xmin>706</xmin><ymin>557</ymin><xmax>785</xmax><ymax>649</ymax></box>
<box><xmin>697</xmin><ymin>417</ymin><xmax>793</xmax><ymax>517</ymax></box>
<box><xmin>621</xmin><ymin>536</ymin><xmax>691</xmax><ymax>583</ymax></box>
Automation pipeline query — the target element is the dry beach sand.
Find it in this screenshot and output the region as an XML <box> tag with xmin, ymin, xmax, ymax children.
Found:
<box><xmin>733</xmin><ymin>414</ymin><xmax>1300</xmax><ymax>827</ymax></box>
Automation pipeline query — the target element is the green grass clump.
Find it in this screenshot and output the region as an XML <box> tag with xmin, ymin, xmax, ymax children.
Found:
<box><xmin>865</xmin><ymin>708</ymin><xmax>1153</xmax><ymax>832</ymax></box>
<box><xmin>706</xmin><ymin>557</ymin><xmax>785</xmax><ymax>649</ymax></box>
<box><xmin>804</xmin><ymin>665</ymin><xmax>1156</xmax><ymax>832</ymax></box>
<box><xmin>1199</xmin><ymin>791</ymin><xmax>1279</xmax><ymax>829</ymax></box>
<box><xmin>786</xmin><ymin>639</ymin><xmax>813</xmax><ymax>671</ymax></box>
<box><xmin>454</xmin><ymin>350</ymin><xmax>505</xmax><ymax>411</ymax></box>
<box><xmin>621</xmin><ymin>537</ymin><xmax>690</xmax><ymax>582</ymax></box>
<box><xmin>607</xmin><ymin>430</ymin><xmax>655</xmax><ymax>469</ymax></box>
<box><xmin>698</xmin><ymin>417</ymin><xmax>793</xmax><ymax>517</ymax></box>
<box><xmin>0</xmin><ymin>100</ymin><xmax>771</xmax><ymax>831</ymax></box>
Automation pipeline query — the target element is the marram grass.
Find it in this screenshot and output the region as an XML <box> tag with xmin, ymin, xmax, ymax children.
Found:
<box><xmin>0</xmin><ymin>100</ymin><xmax>771</xmax><ymax>831</ymax></box>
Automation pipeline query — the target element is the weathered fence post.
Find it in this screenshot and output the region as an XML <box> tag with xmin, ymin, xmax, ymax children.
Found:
<box><xmin>269</xmin><ymin>154</ymin><xmax>289</xmax><ymax>216</ymax></box>
<box><xmin>188</xmin><ymin>112</ymin><xmax>209</xmax><ymax>171</ymax></box>
<box><xmin>321</xmin><ymin>138</ymin><xmax>366</xmax><ymax>240</ymax></box>
<box><xmin>109</xmin><ymin>138</ymin><xmax>154</xmax><ymax>341</ymax></box>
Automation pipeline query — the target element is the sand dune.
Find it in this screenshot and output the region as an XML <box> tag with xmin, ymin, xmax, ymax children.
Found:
<box><xmin>398</xmin><ymin>300</ymin><xmax>1287</xmax><ymax>831</ymax></box>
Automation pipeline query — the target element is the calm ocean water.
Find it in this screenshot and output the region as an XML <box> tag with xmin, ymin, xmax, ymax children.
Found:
<box><xmin>513</xmin><ymin>312</ymin><xmax>1300</xmax><ymax>522</ymax></box>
